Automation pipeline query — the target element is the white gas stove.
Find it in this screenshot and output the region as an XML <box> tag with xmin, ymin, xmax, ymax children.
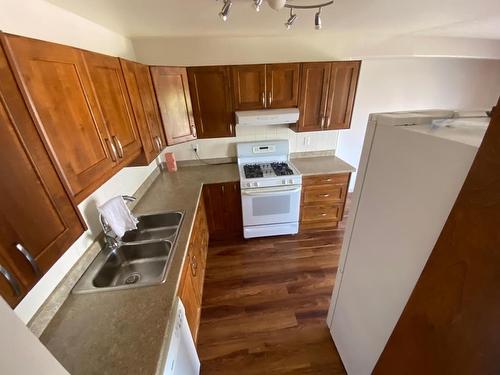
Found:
<box><xmin>237</xmin><ymin>140</ymin><xmax>302</xmax><ymax>239</ymax></box>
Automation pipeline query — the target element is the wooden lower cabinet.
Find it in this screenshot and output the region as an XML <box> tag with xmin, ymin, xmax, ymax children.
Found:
<box><xmin>178</xmin><ymin>197</ymin><xmax>209</xmax><ymax>343</ymax></box>
<box><xmin>0</xmin><ymin>43</ymin><xmax>84</xmax><ymax>307</ymax></box>
<box><xmin>300</xmin><ymin>173</ymin><xmax>350</xmax><ymax>230</ymax></box>
<box><xmin>203</xmin><ymin>182</ymin><xmax>243</xmax><ymax>241</ymax></box>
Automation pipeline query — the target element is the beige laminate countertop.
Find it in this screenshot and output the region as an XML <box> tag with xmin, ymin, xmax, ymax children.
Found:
<box><xmin>40</xmin><ymin>163</ymin><xmax>239</xmax><ymax>375</ymax></box>
<box><xmin>292</xmin><ymin>155</ymin><xmax>356</xmax><ymax>176</ymax></box>
<box><xmin>39</xmin><ymin>154</ymin><xmax>354</xmax><ymax>375</ymax></box>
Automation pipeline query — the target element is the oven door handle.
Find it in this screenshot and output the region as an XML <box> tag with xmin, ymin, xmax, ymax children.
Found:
<box><xmin>241</xmin><ymin>186</ymin><xmax>301</xmax><ymax>196</ymax></box>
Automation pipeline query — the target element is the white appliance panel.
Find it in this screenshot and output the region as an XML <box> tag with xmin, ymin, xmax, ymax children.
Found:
<box><xmin>235</xmin><ymin>108</ymin><xmax>299</xmax><ymax>126</ymax></box>
<box><xmin>241</xmin><ymin>186</ymin><xmax>301</xmax><ymax>227</ymax></box>
<box><xmin>328</xmin><ymin>114</ymin><xmax>483</xmax><ymax>375</ymax></box>
<box><xmin>163</xmin><ymin>298</ymin><xmax>200</xmax><ymax>375</ymax></box>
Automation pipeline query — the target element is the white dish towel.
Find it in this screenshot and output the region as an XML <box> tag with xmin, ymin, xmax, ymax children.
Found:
<box><xmin>98</xmin><ymin>196</ymin><xmax>139</xmax><ymax>238</ymax></box>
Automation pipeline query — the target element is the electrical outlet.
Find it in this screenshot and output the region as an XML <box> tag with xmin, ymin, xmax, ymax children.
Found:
<box><xmin>191</xmin><ymin>143</ymin><xmax>199</xmax><ymax>152</ymax></box>
<box><xmin>303</xmin><ymin>136</ymin><xmax>311</xmax><ymax>147</ymax></box>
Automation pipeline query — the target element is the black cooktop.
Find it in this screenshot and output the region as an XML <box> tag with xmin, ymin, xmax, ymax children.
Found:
<box><xmin>271</xmin><ymin>162</ymin><xmax>295</xmax><ymax>176</ymax></box>
<box><xmin>243</xmin><ymin>164</ymin><xmax>263</xmax><ymax>178</ymax></box>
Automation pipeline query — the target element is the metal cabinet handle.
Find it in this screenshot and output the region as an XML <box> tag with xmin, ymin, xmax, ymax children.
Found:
<box><xmin>106</xmin><ymin>138</ymin><xmax>118</xmax><ymax>162</ymax></box>
<box><xmin>321</xmin><ymin>213</ymin><xmax>328</xmax><ymax>217</ymax></box>
<box><xmin>0</xmin><ymin>265</ymin><xmax>21</xmax><ymax>297</ymax></box>
<box><xmin>154</xmin><ymin>136</ymin><xmax>162</xmax><ymax>153</ymax></box>
<box><xmin>324</xmin><ymin>178</ymin><xmax>332</xmax><ymax>182</ymax></box>
<box><xmin>321</xmin><ymin>194</ymin><xmax>330</xmax><ymax>198</ymax></box>
<box><xmin>16</xmin><ymin>243</ymin><xmax>42</xmax><ymax>276</ymax></box>
<box><xmin>221</xmin><ymin>185</ymin><xmax>225</xmax><ymax>193</ymax></box>
<box><xmin>191</xmin><ymin>255</ymin><xmax>198</xmax><ymax>277</ymax></box>
<box><xmin>320</xmin><ymin>116</ymin><xmax>325</xmax><ymax>129</ymax></box>
<box><xmin>112</xmin><ymin>136</ymin><xmax>124</xmax><ymax>158</ymax></box>
<box><xmin>326</xmin><ymin>116</ymin><xmax>331</xmax><ymax>128</ymax></box>
<box><xmin>261</xmin><ymin>92</ymin><xmax>266</xmax><ymax>108</ymax></box>
<box><xmin>157</xmin><ymin>136</ymin><xmax>163</xmax><ymax>150</ymax></box>
<box><xmin>268</xmin><ymin>91</ymin><xmax>273</xmax><ymax>107</ymax></box>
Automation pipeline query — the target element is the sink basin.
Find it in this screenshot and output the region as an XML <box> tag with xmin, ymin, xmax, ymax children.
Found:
<box><xmin>73</xmin><ymin>241</ymin><xmax>173</xmax><ymax>293</ymax></box>
<box><xmin>73</xmin><ymin>211</ymin><xmax>184</xmax><ymax>294</ymax></box>
<box><xmin>93</xmin><ymin>241</ymin><xmax>172</xmax><ymax>288</ymax></box>
<box><xmin>121</xmin><ymin>212</ymin><xmax>183</xmax><ymax>243</ymax></box>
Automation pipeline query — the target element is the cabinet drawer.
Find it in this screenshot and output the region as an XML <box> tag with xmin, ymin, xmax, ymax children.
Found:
<box><xmin>301</xmin><ymin>203</ymin><xmax>344</xmax><ymax>223</ymax></box>
<box><xmin>303</xmin><ymin>173</ymin><xmax>350</xmax><ymax>187</ymax></box>
<box><xmin>303</xmin><ymin>184</ymin><xmax>347</xmax><ymax>204</ymax></box>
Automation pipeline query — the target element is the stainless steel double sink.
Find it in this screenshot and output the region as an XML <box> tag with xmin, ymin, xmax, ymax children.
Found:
<box><xmin>73</xmin><ymin>212</ymin><xmax>183</xmax><ymax>294</ymax></box>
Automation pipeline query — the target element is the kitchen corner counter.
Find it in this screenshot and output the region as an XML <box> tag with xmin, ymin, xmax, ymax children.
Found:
<box><xmin>292</xmin><ymin>155</ymin><xmax>356</xmax><ymax>176</ymax></box>
<box><xmin>39</xmin><ymin>163</ymin><xmax>239</xmax><ymax>375</ymax></box>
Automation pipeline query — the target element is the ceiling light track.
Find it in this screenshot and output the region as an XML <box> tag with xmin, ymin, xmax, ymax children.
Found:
<box><xmin>217</xmin><ymin>0</ymin><xmax>335</xmax><ymax>30</ymax></box>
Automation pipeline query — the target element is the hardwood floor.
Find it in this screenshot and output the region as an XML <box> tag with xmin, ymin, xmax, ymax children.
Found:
<box><xmin>197</xmin><ymin>202</ymin><xmax>350</xmax><ymax>374</ymax></box>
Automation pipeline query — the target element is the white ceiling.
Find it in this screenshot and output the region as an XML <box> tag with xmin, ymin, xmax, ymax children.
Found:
<box><xmin>46</xmin><ymin>0</ymin><xmax>500</xmax><ymax>39</ymax></box>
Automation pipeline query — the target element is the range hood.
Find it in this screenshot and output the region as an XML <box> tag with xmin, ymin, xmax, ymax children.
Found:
<box><xmin>235</xmin><ymin>108</ymin><xmax>300</xmax><ymax>126</ymax></box>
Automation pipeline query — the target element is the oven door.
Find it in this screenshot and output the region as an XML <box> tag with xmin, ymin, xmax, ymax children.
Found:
<box><xmin>241</xmin><ymin>186</ymin><xmax>301</xmax><ymax>226</ymax></box>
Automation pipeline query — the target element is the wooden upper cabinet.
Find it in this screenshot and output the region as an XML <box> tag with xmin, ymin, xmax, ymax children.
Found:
<box><xmin>150</xmin><ymin>66</ymin><xmax>197</xmax><ymax>145</ymax></box>
<box><xmin>0</xmin><ymin>44</ymin><xmax>84</xmax><ymax>307</ymax></box>
<box><xmin>120</xmin><ymin>59</ymin><xmax>166</xmax><ymax>164</ymax></box>
<box><xmin>188</xmin><ymin>66</ymin><xmax>234</xmax><ymax>138</ymax></box>
<box><xmin>295</xmin><ymin>61</ymin><xmax>360</xmax><ymax>132</ymax></box>
<box><xmin>297</xmin><ymin>62</ymin><xmax>331</xmax><ymax>132</ymax></box>
<box><xmin>266</xmin><ymin>63</ymin><xmax>300</xmax><ymax>108</ymax></box>
<box><xmin>231</xmin><ymin>63</ymin><xmax>300</xmax><ymax>110</ymax></box>
<box><xmin>83</xmin><ymin>51</ymin><xmax>142</xmax><ymax>164</ymax></box>
<box><xmin>1</xmin><ymin>34</ymin><xmax>117</xmax><ymax>202</ymax></box>
<box><xmin>231</xmin><ymin>64</ymin><xmax>266</xmax><ymax>110</ymax></box>
<box><xmin>325</xmin><ymin>61</ymin><xmax>360</xmax><ymax>130</ymax></box>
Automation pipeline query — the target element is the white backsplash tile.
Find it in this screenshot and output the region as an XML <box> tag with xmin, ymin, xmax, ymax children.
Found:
<box><xmin>165</xmin><ymin>124</ymin><xmax>339</xmax><ymax>161</ymax></box>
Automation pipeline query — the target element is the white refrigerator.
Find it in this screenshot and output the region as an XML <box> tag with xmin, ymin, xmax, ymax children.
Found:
<box><xmin>327</xmin><ymin>110</ymin><xmax>489</xmax><ymax>375</ymax></box>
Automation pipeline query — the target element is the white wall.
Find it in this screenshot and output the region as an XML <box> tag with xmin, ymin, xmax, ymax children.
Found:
<box><xmin>0</xmin><ymin>0</ymin><xmax>135</xmax><ymax>59</ymax></box>
<box><xmin>341</xmin><ymin>57</ymin><xmax>500</xmax><ymax>189</ymax></box>
<box><xmin>0</xmin><ymin>299</ymin><xmax>68</xmax><ymax>374</ymax></box>
<box><xmin>0</xmin><ymin>0</ymin><xmax>161</xmax><ymax>323</ymax></box>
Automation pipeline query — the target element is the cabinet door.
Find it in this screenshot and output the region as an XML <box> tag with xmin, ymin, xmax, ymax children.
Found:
<box><xmin>188</xmin><ymin>66</ymin><xmax>234</xmax><ymax>138</ymax></box>
<box><xmin>203</xmin><ymin>183</ymin><xmax>227</xmax><ymax>240</ymax></box>
<box><xmin>179</xmin><ymin>261</ymin><xmax>201</xmax><ymax>343</ymax></box>
<box><xmin>83</xmin><ymin>51</ymin><xmax>142</xmax><ymax>164</ymax></box>
<box><xmin>231</xmin><ymin>64</ymin><xmax>266</xmax><ymax>110</ymax></box>
<box><xmin>266</xmin><ymin>63</ymin><xmax>300</xmax><ymax>109</ymax></box>
<box><xmin>2</xmin><ymin>34</ymin><xmax>116</xmax><ymax>202</ymax></box>
<box><xmin>0</xmin><ymin>45</ymin><xmax>84</xmax><ymax>307</ymax></box>
<box><xmin>150</xmin><ymin>66</ymin><xmax>197</xmax><ymax>145</ymax></box>
<box><xmin>120</xmin><ymin>59</ymin><xmax>165</xmax><ymax>164</ymax></box>
<box><xmin>296</xmin><ymin>62</ymin><xmax>331</xmax><ymax>132</ymax></box>
<box><xmin>325</xmin><ymin>61</ymin><xmax>360</xmax><ymax>130</ymax></box>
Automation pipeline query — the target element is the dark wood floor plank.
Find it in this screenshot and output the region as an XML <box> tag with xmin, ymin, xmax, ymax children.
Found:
<box><xmin>198</xmin><ymin>200</ymin><xmax>350</xmax><ymax>374</ymax></box>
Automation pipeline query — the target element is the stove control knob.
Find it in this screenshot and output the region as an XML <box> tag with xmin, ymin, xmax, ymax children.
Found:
<box><xmin>247</xmin><ymin>182</ymin><xmax>251</xmax><ymax>188</ymax></box>
<box><xmin>252</xmin><ymin>182</ymin><xmax>259</xmax><ymax>187</ymax></box>
<box><xmin>282</xmin><ymin>179</ymin><xmax>286</xmax><ymax>185</ymax></box>
<box><xmin>288</xmin><ymin>179</ymin><xmax>293</xmax><ymax>184</ymax></box>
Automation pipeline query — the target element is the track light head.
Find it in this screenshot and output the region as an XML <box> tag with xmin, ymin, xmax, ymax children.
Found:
<box><xmin>314</xmin><ymin>7</ymin><xmax>322</xmax><ymax>30</ymax></box>
<box><xmin>219</xmin><ymin>0</ymin><xmax>232</xmax><ymax>21</ymax></box>
<box><xmin>254</xmin><ymin>0</ymin><xmax>264</xmax><ymax>12</ymax></box>
<box><xmin>285</xmin><ymin>8</ymin><xmax>298</xmax><ymax>30</ymax></box>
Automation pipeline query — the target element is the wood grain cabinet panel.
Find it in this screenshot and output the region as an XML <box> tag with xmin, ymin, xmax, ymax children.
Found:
<box><xmin>300</xmin><ymin>173</ymin><xmax>351</xmax><ymax>231</ymax></box>
<box><xmin>188</xmin><ymin>66</ymin><xmax>234</xmax><ymax>138</ymax></box>
<box><xmin>203</xmin><ymin>182</ymin><xmax>243</xmax><ymax>241</ymax></box>
<box><xmin>150</xmin><ymin>66</ymin><xmax>197</xmax><ymax>145</ymax></box>
<box><xmin>231</xmin><ymin>64</ymin><xmax>266</xmax><ymax>110</ymax></box>
<box><xmin>0</xmin><ymin>44</ymin><xmax>84</xmax><ymax>307</ymax></box>
<box><xmin>178</xmin><ymin>197</ymin><xmax>209</xmax><ymax>343</ymax></box>
<box><xmin>295</xmin><ymin>61</ymin><xmax>360</xmax><ymax>132</ymax></box>
<box><xmin>120</xmin><ymin>59</ymin><xmax>166</xmax><ymax>164</ymax></box>
<box><xmin>266</xmin><ymin>63</ymin><xmax>300</xmax><ymax>109</ymax></box>
<box><xmin>1</xmin><ymin>34</ymin><xmax>117</xmax><ymax>201</ymax></box>
<box><xmin>83</xmin><ymin>51</ymin><xmax>142</xmax><ymax>165</ymax></box>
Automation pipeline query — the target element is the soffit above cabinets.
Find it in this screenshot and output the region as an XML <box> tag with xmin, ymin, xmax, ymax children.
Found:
<box><xmin>45</xmin><ymin>0</ymin><xmax>500</xmax><ymax>39</ymax></box>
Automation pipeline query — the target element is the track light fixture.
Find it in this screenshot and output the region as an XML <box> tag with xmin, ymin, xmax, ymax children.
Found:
<box><xmin>284</xmin><ymin>8</ymin><xmax>297</xmax><ymax>30</ymax></box>
<box><xmin>315</xmin><ymin>7</ymin><xmax>322</xmax><ymax>30</ymax></box>
<box><xmin>219</xmin><ymin>0</ymin><xmax>232</xmax><ymax>21</ymax></box>
<box><xmin>254</xmin><ymin>0</ymin><xmax>264</xmax><ymax>12</ymax></box>
<box><xmin>217</xmin><ymin>0</ymin><xmax>334</xmax><ymax>30</ymax></box>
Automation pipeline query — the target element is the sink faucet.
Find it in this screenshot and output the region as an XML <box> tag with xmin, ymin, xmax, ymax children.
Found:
<box><xmin>99</xmin><ymin>195</ymin><xmax>137</xmax><ymax>250</ymax></box>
